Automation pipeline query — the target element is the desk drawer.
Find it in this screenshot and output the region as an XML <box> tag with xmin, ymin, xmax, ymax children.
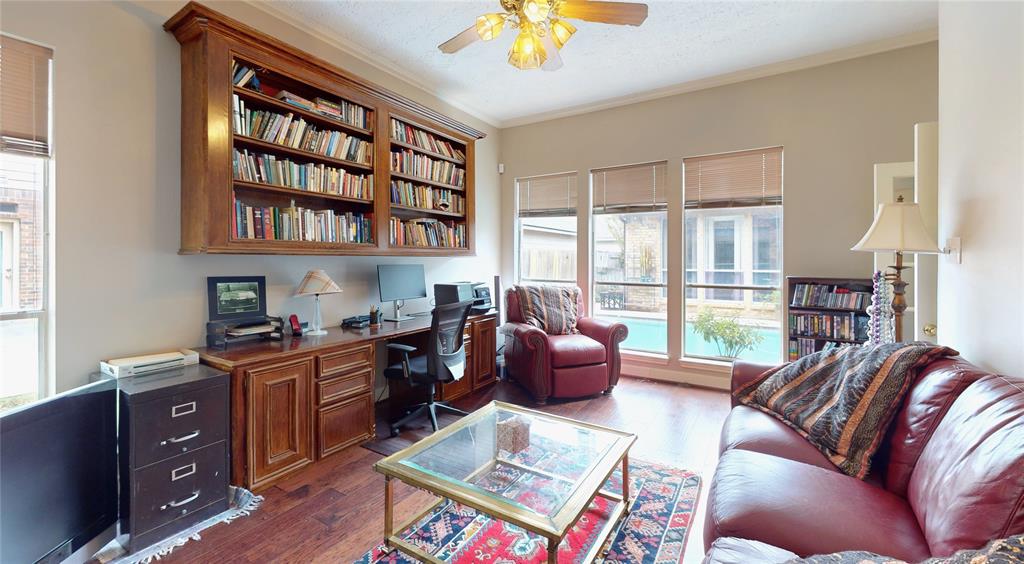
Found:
<box><xmin>317</xmin><ymin>393</ymin><xmax>374</xmax><ymax>458</ymax></box>
<box><xmin>132</xmin><ymin>441</ymin><xmax>227</xmax><ymax>535</ymax></box>
<box><xmin>132</xmin><ymin>383</ymin><xmax>227</xmax><ymax>468</ymax></box>
<box><xmin>318</xmin><ymin>344</ymin><xmax>373</xmax><ymax>379</ymax></box>
<box><xmin>318</xmin><ymin>367</ymin><xmax>372</xmax><ymax>405</ymax></box>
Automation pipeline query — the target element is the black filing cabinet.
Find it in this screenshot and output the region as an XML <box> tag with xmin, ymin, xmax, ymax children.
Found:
<box><xmin>117</xmin><ymin>365</ymin><xmax>230</xmax><ymax>552</ymax></box>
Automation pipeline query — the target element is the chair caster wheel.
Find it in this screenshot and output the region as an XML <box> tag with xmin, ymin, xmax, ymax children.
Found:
<box><xmin>390</xmin><ymin>427</ymin><xmax>400</xmax><ymax>438</ymax></box>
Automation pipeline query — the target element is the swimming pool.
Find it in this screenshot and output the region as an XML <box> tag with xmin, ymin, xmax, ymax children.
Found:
<box><xmin>602</xmin><ymin>316</ymin><xmax>783</xmax><ymax>364</ymax></box>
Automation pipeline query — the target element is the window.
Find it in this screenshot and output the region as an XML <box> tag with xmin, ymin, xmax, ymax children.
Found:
<box><xmin>1</xmin><ymin>36</ymin><xmax>52</xmax><ymax>412</ymax></box>
<box><xmin>683</xmin><ymin>147</ymin><xmax>782</xmax><ymax>363</ymax></box>
<box><xmin>591</xmin><ymin>161</ymin><xmax>668</xmax><ymax>354</ymax></box>
<box><xmin>516</xmin><ymin>172</ymin><xmax>577</xmax><ymax>284</ymax></box>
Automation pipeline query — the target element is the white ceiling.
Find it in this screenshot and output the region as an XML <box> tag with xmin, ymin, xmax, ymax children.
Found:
<box><xmin>263</xmin><ymin>1</ymin><xmax>938</xmax><ymax>127</ymax></box>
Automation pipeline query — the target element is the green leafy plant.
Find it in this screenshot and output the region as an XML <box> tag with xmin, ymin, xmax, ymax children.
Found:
<box><xmin>693</xmin><ymin>308</ymin><xmax>764</xmax><ymax>358</ymax></box>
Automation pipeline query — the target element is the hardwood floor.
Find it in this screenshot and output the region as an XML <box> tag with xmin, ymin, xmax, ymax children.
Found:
<box><xmin>161</xmin><ymin>376</ymin><xmax>730</xmax><ymax>564</ymax></box>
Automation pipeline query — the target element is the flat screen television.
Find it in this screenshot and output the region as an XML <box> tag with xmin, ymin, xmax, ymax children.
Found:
<box><xmin>0</xmin><ymin>379</ymin><xmax>118</xmax><ymax>563</ymax></box>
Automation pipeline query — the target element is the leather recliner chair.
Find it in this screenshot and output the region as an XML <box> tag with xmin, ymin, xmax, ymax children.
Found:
<box><xmin>501</xmin><ymin>286</ymin><xmax>628</xmax><ymax>404</ymax></box>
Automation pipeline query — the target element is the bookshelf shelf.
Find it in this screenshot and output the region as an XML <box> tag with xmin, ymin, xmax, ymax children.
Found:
<box><xmin>167</xmin><ymin>2</ymin><xmax>483</xmax><ymax>256</ymax></box>
<box><xmin>388</xmin><ymin>171</ymin><xmax>466</xmax><ymax>192</ymax></box>
<box><xmin>390</xmin><ymin>139</ymin><xmax>465</xmax><ymax>165</ymax></box>
<box><xmin>786</xmin><ymin>276</ymin><xmax>873</xmax><ymax>361</ymax></box>
<box><xmin>233</xmin><ymin>135</ymin><xmax>373</xmax><ymax>171</ymax></box>
<box><xmin>233</xmin><ymin>86</ymin><xmax>373</xmax><ymax>138</ymax></box>
<box><xmin>233</xmin><ymin>180</ymin><xmax>373</xmax><ymax>205</ymax></box>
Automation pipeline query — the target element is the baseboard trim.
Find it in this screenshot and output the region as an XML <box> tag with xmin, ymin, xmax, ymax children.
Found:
<box><xmin>622</xmin><ymin>358</ymin><xmax>731</xmax><ymax>390</ymax></box>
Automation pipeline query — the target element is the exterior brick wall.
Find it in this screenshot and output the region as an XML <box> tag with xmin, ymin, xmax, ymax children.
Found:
<box><xmin>0</xmin><ymin>186</ymin><xmax>43</xmax><ymax>311</ymax></box>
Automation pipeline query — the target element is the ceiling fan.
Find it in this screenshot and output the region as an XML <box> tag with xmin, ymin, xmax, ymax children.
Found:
<box><xmin>438</xmin><ymin>0</ymin><xmax>649</xmax><ymax>71</ymax></box>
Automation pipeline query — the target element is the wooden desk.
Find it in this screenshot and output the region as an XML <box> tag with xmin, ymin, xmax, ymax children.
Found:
<box><xmin>196</xmin><ymin>311</ymin><xmax>498</xmax><ymax>491</ymax></box>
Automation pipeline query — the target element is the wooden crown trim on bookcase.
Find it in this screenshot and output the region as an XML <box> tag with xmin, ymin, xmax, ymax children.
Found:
<box><xmin>164</xmin><ymin>2</ymin><xmax>487</xmax><ymax>142</ymax></box>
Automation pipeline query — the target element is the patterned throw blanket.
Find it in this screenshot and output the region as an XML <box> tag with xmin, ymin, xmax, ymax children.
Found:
<box><xmin>514</xmin><ymin>284</ymin><xmax>580</xmax><ymax>335</ymax></box>
<box><xmin>735</xmin><ymin>342</ymin><xmax>958</xmax><ymax>479</ymax></box>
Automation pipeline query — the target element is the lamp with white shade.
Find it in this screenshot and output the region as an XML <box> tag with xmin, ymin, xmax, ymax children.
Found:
<box><xmin>295</xmin><ymin>270</ymin><xmax>342</xmax><ymax>336</ymax></box>
<box><xmin>851</xmin><ymin>195</ymin><xmax>941</xmax><ymax>341</ymax></box>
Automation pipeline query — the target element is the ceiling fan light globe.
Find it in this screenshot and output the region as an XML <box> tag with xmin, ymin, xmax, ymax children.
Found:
<box><xmin>550</xmin><ymin>18</ymin><xmax>576</xmax><ymax>49</ymax></box>
<box><xmin>508</xmin><ymin>29</ymin><xmax>547</xmax><ymax>70</ymax></box>
<box><xmin>476</xmin><ymin>13</ymin><xmax>506</xmax><ymax>41</ymax></box>
<box><xmin>522</xmin><ymin>0</ymin><xmax>552</xmax><ymax>24</ymax></box>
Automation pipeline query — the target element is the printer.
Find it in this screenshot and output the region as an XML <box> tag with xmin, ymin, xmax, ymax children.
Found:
<box><xmin>434</xmin><ymin>281</ymin><xmax>493</xmax><ymax>313</ymax></box>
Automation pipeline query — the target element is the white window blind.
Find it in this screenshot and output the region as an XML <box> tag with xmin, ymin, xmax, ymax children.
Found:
<box><xmin>684</xmin><ymin>147</ymin><xmax>782</xmax><ymax>209</ymax></box>
<box><xmin>517</xmin><ymin>172</ymin><xmax>577</xmax><ymax>217</ymax></box>
<box><xmin>0</xmin><ymin>36</ymin><xmax>52</xmax><ymax>156</ymax></box>
<box><xmin>592</xmin><ymin>161</ymin><xmax>667</xmax><ymax>214</ymax></box>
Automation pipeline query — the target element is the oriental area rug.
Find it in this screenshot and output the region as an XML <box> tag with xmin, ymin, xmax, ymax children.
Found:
<box><xmin>355</xmin><ymin>458</ymin><xmax>700</xmax><ymax>563</ymax></box>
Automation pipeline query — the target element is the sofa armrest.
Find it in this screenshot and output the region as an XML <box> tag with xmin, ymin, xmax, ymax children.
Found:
<box><xmin>576</xmin><ymin>316</ymin><xmax>629</xmax><ymax>390</ymax></box>
<box><xmin>730</xmin><ymin>360</ymin><xmax>776</xmax><ymax>406</ymax></box>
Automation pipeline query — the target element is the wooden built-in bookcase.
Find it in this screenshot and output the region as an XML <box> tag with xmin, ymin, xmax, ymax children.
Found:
<box><xmin>786</xmin><ymin>276</ymin><xmax>873</xmax><ymax>361</ymax></box>
<box><xmin>165</xmin><ymin>2</ymin><xmax>484</xmax><ymax>256</ymax></box>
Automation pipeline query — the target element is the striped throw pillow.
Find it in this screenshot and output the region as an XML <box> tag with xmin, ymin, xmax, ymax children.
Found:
<box><xmin>514</xmin><ymin>284</ymin><xmax>580</xmax><ymax>335</ymax></box>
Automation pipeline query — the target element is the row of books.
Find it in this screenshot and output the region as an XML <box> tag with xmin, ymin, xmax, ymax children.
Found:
<box><xmin>789</xmin><ymin>312</ymin><xmax>869</xmax><ymax>342</ymax></box>
<box><xmin>390</xmin><ymin>119</ymin><xmax>465</xmax><ymax>162</ymax></box>
<box><xmin>389</xmin><ymin>218</ymin><xmax>466</xmax><ymax>248</ymax></box>
<box><xmin>275</xmin><ymin>89</ymin><xmax>373</xmax><ymax>130</ymax></box>
<box><xmin>232</xmin><ymin>95</ymin><xmax>372</xmax><ymax>164</ymax></box>
<box><xmin>233</xmin><ymin>149</ymin><xmax>373</xmax><ymax>200</ymax></box>
<box><xmin>789</xmin><ymin>338</ymin><xmax>824</xmax><ymax>361</ymax></box>
<box><xmin>390</xmin><ymin>149</ymin><xmax>466</xmax><ymax>188</ymax></box>
<box><xmin>389</xmin><ymin>180</ymin><xmax>465</xmax><ymax>215</ymax></box>
<box><xmin>790</xmin><ymin>283</ymin><xmax>871</xmax><ymax>311</ymax></box>
<box><xmin>233</xmin><ymin>198</ymin><xmax>373</xmax><ymax>244</ymax></box>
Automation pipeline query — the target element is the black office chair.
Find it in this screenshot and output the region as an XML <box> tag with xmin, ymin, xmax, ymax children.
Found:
<box><xmin>385</xmin><ymin>300</ymin><xmax>474</xmax><ymax>436</ymax></box>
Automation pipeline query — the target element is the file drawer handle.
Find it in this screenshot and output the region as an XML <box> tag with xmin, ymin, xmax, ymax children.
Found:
<box><xmin>161</xmin><ymin>491</ymin><xmax>200</xmax><ymax>510</ymax></box>
<box><xmin>171</xmin><ymin>401</ymin><xmax>197</xmax><ymax>418</ymax></box>
<box><xmin>171</xmin><ymin>462</ymin><xmax>196</xmax><ymax>481</ymax></box>
<box><xmin>161</xmin><ymin>430</ymin><xmax>200</xmax><ymax>446</ymax></box>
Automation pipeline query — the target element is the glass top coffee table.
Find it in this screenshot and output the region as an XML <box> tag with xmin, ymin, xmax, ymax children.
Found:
<box><xmin>374</xmin><ymin>401</ymin><xmax>637</xmax><ymax>563</ymax></box>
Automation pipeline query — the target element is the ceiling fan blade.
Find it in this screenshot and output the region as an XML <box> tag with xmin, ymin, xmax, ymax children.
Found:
<box><xmin>557</xmin><ymin>0</ymin><xmax>648</xmax><ymax>26</ymax></box>
<box><xmin>438</xmin><ymin>24</ymin><xmax>481</xmax><ymax>54</ymax></box>
<box><xmin>540</xmin><ymin>33</ymin><xmax>563</xmax><ymax>71</ymax></box>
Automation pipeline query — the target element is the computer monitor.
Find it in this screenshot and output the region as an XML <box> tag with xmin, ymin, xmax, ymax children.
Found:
<box><xmin>377</xmin><ymin>264</ymin><xmax>427</xmax><ymax>321</ymax></box>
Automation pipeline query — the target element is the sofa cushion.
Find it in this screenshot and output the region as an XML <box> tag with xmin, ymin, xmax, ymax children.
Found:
<box><xmin>719</xmin><ymin>405</ymin><xmax>836</xmax><ymax>472</ymax></box>
<box><xmin>705</xmin><ymin>450</ymin><xmax>930</xmax><ymax>562</ymax></box>
<box><xmin>907</xmin><ymin>373</ymin><xmax>1024</xmax><ymax>556</ymax></box>
<box><xmin>548</xmin><ymin>334</ymin><xmax>605</xmax><ymax>367</ymax></box>
<box><xmin>702</xmin><ymin>537</ymin><xmax>797</xmax><ymax>564</ymax></box>
<box><xmin>881</xmin><ymin>357</ymin><xmax>988</xmax><ymax>497</ymax></box>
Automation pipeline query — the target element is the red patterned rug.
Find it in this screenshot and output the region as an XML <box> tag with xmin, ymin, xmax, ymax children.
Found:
<box><xmin>355</xmin><ymin>458</ymin><xmax>700</xmax><ymax>563</ymax></box>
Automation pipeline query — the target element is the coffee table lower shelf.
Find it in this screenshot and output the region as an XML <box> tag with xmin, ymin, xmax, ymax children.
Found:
<box><xmin>381</xmin><ymin>476</ymin><xmax>629</xmax><ymax>564</ymax></box>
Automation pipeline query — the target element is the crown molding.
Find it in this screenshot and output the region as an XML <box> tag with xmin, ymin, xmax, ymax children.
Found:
<box><xmin>244</xmin><ymin>0</ymin><xmax>503</xmax><ymax>129</ymax></box>
<box><xmin>500</xmin><ymin>28</ymin><xmax>939</xmax><ymax>128</ymax></box>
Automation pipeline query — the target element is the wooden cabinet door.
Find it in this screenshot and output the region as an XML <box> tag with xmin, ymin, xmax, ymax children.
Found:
<box><xmin>473</xmin><ymin>318</ymin><xmax>497</xmax><ymax>389</ymax></box>
<box><xmin>246</xmin><ymin>358</ymin><xmax>313</xmax><ymax>490</ymax></box>
<box><xmin>317</xmin><ymin>393</ymin><xmax>374</xmax><ymax>458</ymax></box>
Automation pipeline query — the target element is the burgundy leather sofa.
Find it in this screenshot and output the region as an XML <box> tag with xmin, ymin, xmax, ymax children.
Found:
<box><xmin>703</xmin><ymin>357</ymin><xmax>1024</xmax><ymax>563</ymax></box>
<box><xmin>501</xmin><ymin>287</ymin><xmax>628</xmax><ymax>403</ymax></box>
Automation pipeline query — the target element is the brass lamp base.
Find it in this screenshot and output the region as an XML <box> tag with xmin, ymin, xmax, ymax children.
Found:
<box><xmin>885</xmin><ymin>251</ymin><xmax>910</xmax><ymax>342</ymax></box>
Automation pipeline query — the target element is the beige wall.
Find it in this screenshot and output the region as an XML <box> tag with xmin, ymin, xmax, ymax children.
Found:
<box><xmin>937</xmin><ymin>2</ymin><xmax>1024</xmax><ymax>374</ymax></box>
<box><xmin>0</xmin><ymin>0</ymin><xmax>501</xmax><ymax>392</ymax></box>
<box><xmin>499</xmin><ymin>42</ymin><xmax>938</xmax><ymax>375</ymax></box>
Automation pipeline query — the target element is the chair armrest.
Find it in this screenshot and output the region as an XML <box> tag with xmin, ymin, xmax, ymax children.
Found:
<box><xmin>500</xmin><ymin>322</ymin><xmax>550</xmax><ymax>350</ymax></box>
<box><xmin>730</xmin><ymin>360</ymin><xmax>776</xmax><ymax>406</ymax></box>
<box><xmin>576</xmin><ymin>317</ymin><xmax>628</xmax><ymax>347</ymax></box>
<box><xmin>386</xmin><ymin>343</ymin><xmax>417</xmax><ymax>353</ymax></box>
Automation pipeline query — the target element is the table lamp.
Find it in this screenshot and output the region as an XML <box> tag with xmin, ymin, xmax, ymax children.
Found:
<box><xmin>295</xmin><ymin>270</ymin><xmax>342</xmax><ymax>336</ymax></box>
<box><xmin>851</xmin><ymin>195</ymin><xmax>940</xmax><ymax>341</ymax></box>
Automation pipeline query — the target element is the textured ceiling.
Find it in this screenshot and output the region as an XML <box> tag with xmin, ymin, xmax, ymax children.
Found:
<box><xmin>266</xmin><ymin>1</ymin><xmax>938</xmax><ymax>126</ymax></box>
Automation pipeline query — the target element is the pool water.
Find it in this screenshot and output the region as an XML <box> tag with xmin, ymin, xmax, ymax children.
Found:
<box><xmin>603</xmin><ymin>317</ymin><xmax>782</xmax><ymax>364</ymax></box>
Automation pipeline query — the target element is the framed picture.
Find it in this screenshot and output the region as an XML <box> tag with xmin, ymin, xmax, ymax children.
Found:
<box><xmin>207</xmin><ymin>276</ymin><xmax>267</xmax><ymax>321</ymax></box>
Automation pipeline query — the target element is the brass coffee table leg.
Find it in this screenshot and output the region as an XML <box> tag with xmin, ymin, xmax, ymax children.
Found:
<box><xmin>384</xmin><ymin>475</ymin><xmax>394</xmax><ymax>547</ymax></box>
<box><xmin>622</xmin><ymin>452</ymin><xmax>630</xmax><ymax>513</ymax></box>
<box><xmin>547</xmin><ymin>537</ymin><xmax>559</xmax><ymax>563</ymax></box>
